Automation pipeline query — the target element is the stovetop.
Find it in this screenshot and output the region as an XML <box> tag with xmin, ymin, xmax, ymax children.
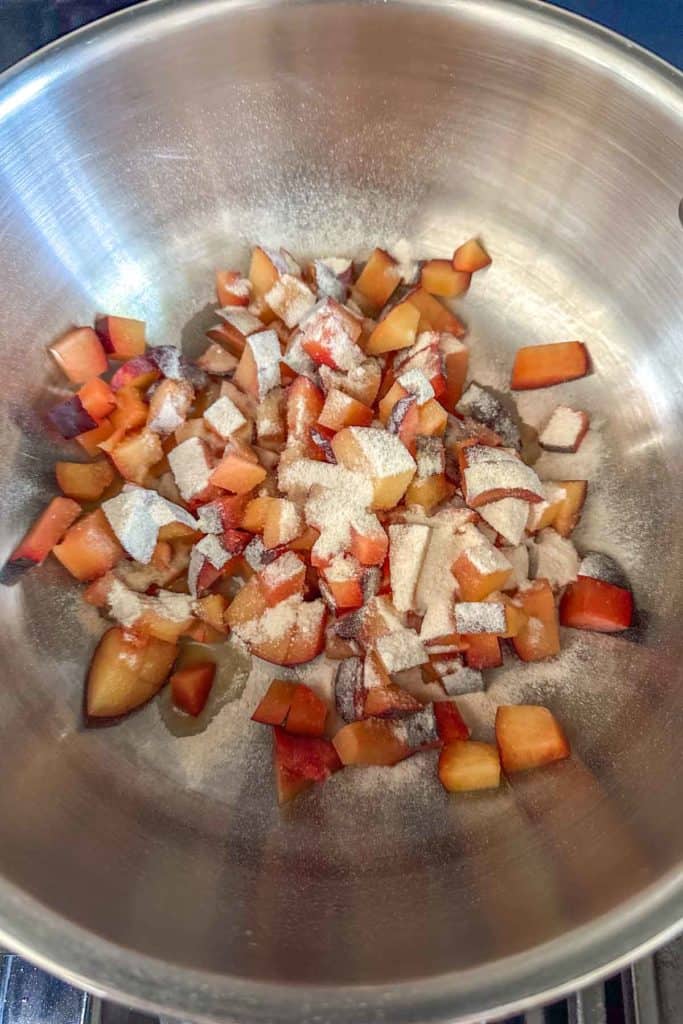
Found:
<box><xmin>0</xmin><ymin>2</ymin><xmax>680</xmax><ymax>1023</ymax></box>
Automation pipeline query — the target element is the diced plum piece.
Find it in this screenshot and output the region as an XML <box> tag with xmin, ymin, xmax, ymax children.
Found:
<box><xmin>319</xmin><ymin>359</ymin><xmax>382</xmax><ymax>407</ymax></box>
<box><xmin>265</xmin><ymin>274</ymin><xmax>316</xmax><ymax>329</ymax></box>
<box><xmin>282</xmin><ymin>599</ymin><xmax>327</xmax><ymax>665</ymax></box>
<box><xmin>225</xmin><ymin>576</ymin><xmax>268</xmax><ymax>628</ymax></box>
<box><xmin>495</xmin><ymin>705</ymin><xmax>570</xmax><ymax>773</ymax></box>
<box><xmin>405</xmin><ymin>287</ymin><xmax>466</xmax><ymax>338</ymax></box>
<box><xmin>460</xmin><ymin>444</ymin><xmax>544</xmax><ymax>507</ymax></box>
<box><xmin>110</xmin><ymin>355</ymin><xmax>159</xmax><ymax>392</ymax></box>
<box><xmin>147</xmin><ymin>379</ymin><xmax>194</xmax><ymax>436</ymax></box>
<box><xmin>353</xmin><ymin>248</ymin><xmax>401</xmax><ymax>312</ymax></box>
<box><xmin>333</xmin><ymin>656</ymin><xmax>364</xmax><ymax>722</ymax></box>
<box><xmin>95</xmin><ymin>315</ymin><xmax>146</xmax><ymax>359</ymax></box>
<box><xmin>307</xmin><ymin>257</ymin><xmax>353</xmax><ymax>302</ymax></box>
<box><xmin>75</xmin><ymin>418</ymin><xmax>116</xmax><ymax>456</ymax></box>
<box><xmin>405</xmin><ymin>472</ymin><xmax>453</xmax><ymax>512</ymax></box>
<box><xmin>252</xmin><ymin>679</ymin><xmax>298</xmax><ymax>726</ymax></box>
<box><xmin>259</xmin><ymin>551</ymin><xmax>306</xmax><ymax>606</ymax></box>
<box><xmin>48</xmin><ymin>396</ymin><xmax>98</xmax><ymax>439</ymax></box>
<box><xmin>331</xmin><ymin>427</ymin><xmax>416</xmax><ymax>510</ymax></box>
<box><xmin>363</xmin><ymin>650</ymin><xmax>422</xmax><ymax>718</ymax></box>
<box><xmin>511</xmin><ymin>579</ymin><xmax>561</xmax><ymax>661</ymax></box>
<box><xmin>86</xmin><ymin>627</ymin><xmax>177</xmax><ymax>718</ymax></box>
<box><xmin>366</xmin><ymin>300</ymin><xmax>420</xmax><ymax>356</ymax></box>
<box><xmin>197</xmin><ymin>343</ymin><xmax>239</xmax><ymax>376</ymax></box>
<box><xmin>286</xmin><ymin>375</ymin><xmax>326</xmax><ymax>456</ymax></box>
<box><xmin>216</xmin><ymin>269</ymin><xmax>251</xmax><ymax>307</ymax></box>
<box><xmin>559</xmin><ymin>575</ymin><xmax>633</xmax><ymax>633</ymax></box>
<box><xmin>56</xmin><ymin>460</ymin><xmax>115</xmax><ymax>502</ymax></box>
<box><xmin>421</xmin><ymin>260</ymin><xmax>470</xmax><ymax>298</ymax></box>
<box><xmin>349</xmin><ymin>516</ymin><xmax>389</xmax><ymax>566</ymax></box>
<box><xmin>1</xmin><ymin>496</ymin><xmax>82</xmax><ymax>583</ymax></box>
<box><xmin>110</xmin><ymin>429</ymin><xmax>164</xmax><ymax>485</ymax></box>
<box><xmin>171</xmin><ymin>661</ymin><xmax>216</xmax><ymax>716</ymax></box>
<box><xmin>438</xmin><ymin>740</ymin><xmax>500</xmax><ymax>792</ymax></box>
<box><xmin>111</xmin><ymin>386</ymin><xmax>148</xmax><ymax>433</ymax></box>
<box><xmin>78</xmin><ymin>378</ymin><xmax>117</xmax><ymax>421</ymax></box>
<box><xmin>286</xmin><ymin>683</ymin><xmax>328</xmax><ymax>737</ymax></box>
<box><xmin>233</xmin><ymin>329</ymin><xmax>282</xmax><ymax>401</ymax></box>
<box><xmin>318</xmin><ymin>388</ymin><xmax>373</xmax><ymax>431</ymax></box>
<box><xmin>320</xmin><ymin>555</ymin><xmax>365</xmax><ymax>610</ymax></box>
<box><xmin>539</xmin><ymin>405</ymin><xmax>590</xmax><ymax>453</ymax></box>
<box><xmin>386</xmin><ymin>394</ymin><xmax>420</xmax><ymax>455</ymax></box>
<box><xmin>299</xmin><ymin>299</ymin><xmax>364</xmax><ymax>370</ymax></box>
<box><xmin>210</xmin><ymin>443</ymin><xmax>267</xmax><ymax>494</ymax></box>
<box><xmin>441</xmin><ymin>334</ymin><xmax>469</xmax><ymax>409</ymax></box>
<box><xmin>388</xmin><ymin>523</ymin><xmax>430</xmax><ymax>613</ymax></box>
<box><xmin>417</xmin><ymin>399</ymin><xmax>448</xmax><ymax>437</ymax></box>
<box><xmin>457</xmin><ymin>382</ymin><xmax>521</xmax><ymax>449</ymax></box>
<box><xmin>194</xmin><ymin>593</ymin><xmax>229</xmax><ymax>633</ymax></box>
<box><xmin>273</xmin><ymin>727</ymin><xmax>342</xmax><ymax>804</ymax></box>
<box><xmin>52</xmin><ymin>508</ymin><xmax>124</xmax><ymax>581</ymax></box>
<box><xmin>255</xmin><ymin>388</ymin><xmax>286</xmax><ymax>448</ymax></box>
<box><xmin>206</xmin><ymin>321</ymin><xmax>248</xmax><ymax>357</ymax></box>
<box><xmin>49</xmin><ymin>327</ymin><xmax>108</xmax><ymax>384</ymax></box>
<box><xmin>553</xmin><ymin>480</ymin><xmax>588</xmax><ymax>538</ymax></box>
<box><xmin>333</xmin><ymin>718</ymin><xmax>409</xmax><ymax>766</ymax></box>
<box><xmin>464</xmin><ymin>633</ymin><xmax>502</xmax><ymax>670</ymax></box>
<box><xmin>452</xmin><ymin>238</ymin><xmax>491</xmax><ymax>273</ymax></box>
<box><xmin>511</xmin><ymin>342</ymin><xmax>590</xmax><ymax>390</ymax></box>
<box><xmin>263</xmin><ymin>498</ymin><xmax>303</xmax><ymax>549</ymax></box>
<box><xmin>453</xmin><ymin>546</ymin><xmax>512</xmax><ymax>601</ymax></box>
<box><xmin>433</xmin><ymin>701</ymin><xmax>471</xmax><ymax>743</ymax></box>
<box><xmin>242</xmin><ymin>495</ymin><xmax>278</xmax><ymax>532</ymax></box>
<box><xmin>249</xmin><ymin>246</ymin><xmax>289</xmax><ymax>300</ymax></box>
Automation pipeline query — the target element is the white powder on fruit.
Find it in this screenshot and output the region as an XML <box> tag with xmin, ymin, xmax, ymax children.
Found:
<box><xmin>388</xmin><ymin>523</ymin><xmax>430</xmax><ymax>613</ymax></box>
<box><xmin>260</xmin><ymin>550</ymin><xmax>303</xmax><ymax>585</ymax></box>
<box><xmin>454</xmin><ymin>601</ymin><xmax>506</xmax><ymax>635</ymax></box>
<box><xmin>247</xmin><ymin>330</ymin><xmax>282</xmax><ymax>399</ymax></box>
<box><xmin>204</xmin><ymin>394</ymin><xmax>247</xmax><ymax>440</ymax></box>
<box><xmin>168</xmin><ymin>437</ymin><xmax>213</xmax><ymax>501</ymax></box>
<box><xmin>265</xmin><ymin>274</ymin><xmax>316</xmax><ymax>328</ymax></box>
<box><xmin>217</xmin><ymin>308</ymin><xmax>262</xmax><ymax>336</ymax></box>
<box><xmin>390</xmin><ymin>238</ymin><xmax>419</xmax><ymax>284</ymax></box>
<box><xmin>477</xmin><ymin>497</ymin><xmax>528</xmax><ymax>546</ymax></box>
<box><xmin>397</xmin><ymin>368</ymin><xmax>434</xmax><ymax>406</ymax></box>
<box><xmin>350</xmin><ymin>426</ymin><xmax>416</xmax><ymax>477</ymax></box>
<box><xmin>375</xmin><ymin>629</ymin><xmax>428</xmax><ymax>673</ymax></box>
<box><xmin>539</xmin><ymin>405</ymin><xmax>587</xmax><ymax>452</ymax></box>
<box><xmin>533</xmin><ymin>528</ymin><xmax>579</xmax><ymax>588</ymax></box>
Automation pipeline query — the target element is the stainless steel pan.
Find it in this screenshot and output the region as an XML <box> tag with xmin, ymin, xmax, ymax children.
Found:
<box><xmin>0</xmin><ymin>1</ymin><xmax>681</xmax><ymax>1021</ymax></box>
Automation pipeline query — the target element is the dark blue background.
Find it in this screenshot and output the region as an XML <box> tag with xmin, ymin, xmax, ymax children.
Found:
<box><xmin>0</xmin><ymin>1</ymin><xmax>682</xmax><ymax>74</ymax></box>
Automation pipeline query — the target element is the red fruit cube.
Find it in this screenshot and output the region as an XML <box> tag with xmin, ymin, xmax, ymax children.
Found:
<box><xmin>559</xmin><ymin>575</ymin><xmax>633</xmax><ymax>633</ymax></box>
<box><xmin>495</xmin><ymin>705</ymin><xmax>570</xmax><ymax>774</ymax></box>
<box><xmin>273</xmin><ymin>727</ymin><xmax>342</xmax><ymax>804</ymax></box>
<box><xmin>216</xmin><ymin>269</ymin><xmax>251</xmax><ymax>307</ymax></box>
<box><xmin>56</xmin><ymin>460</ymin><xmax>115</xmax><ymax>502</ymax></box>
<box><xmin>452</xmin><ymin>238</ymin><xmax>491</xmax><ymax>273</ymax></box>
<box><xmin>463</xmin><ymin>633</ymin><xmax>502</xmax><ymax>670</ymax></box>
<box><xmin>49</xmin><ymin>327</ymin><xmax>108</xmax><ymax>383</ymax></box>
<box><xmin>52</xmin><ymin>508</ymin><xmax>124</xmax><ymax>581</ymax></box>
<box><xmin>95</xmin><ymin>315</ymin><xmax>146</xmax><ymax>360</ymax></box>
<box><xmin>349</xmin><ymin>518</ymin><xmax>389</xmax><ymax>566</ymax></box>
<box><xmin>434</xmin><ymin>701</ymin><xmax>471</xmax><ymax>743</ymax></box>
<box><xmin>421</xmin><ymin>260</ymin><xmax>470</xmax><ymax>298</ymax></box>
<box><xmin>110</xmin><ymin>429</ymin><xmax>164</xmax><ymax>485</ymax></box>
<box><xmin>259</xmin><ymin>551</ymin><xmax>306</xmax><ymax>606</ymax></box>
<box><xmin>1</xmin><ymin>496</ymin><xmax>82</xmax><ymax>582</ymax></box>
<box><xmin>286</xmin><ymin>684</ymin><xmax>328</xmax><ymax>737</ymax></box>
<box><xmin>77</xmin><ymin>378</ymin><xmax>117</xmax><ymax>421</ymax></box>
<box><xmin>171</xmin><ymin>661</ymin><xmax>216</xmax><ymax>717</ymax></box>
<box><xmin>286</xmin><ymin>375</ymin><xmax>325</xmax><ymax>454</ymax></box>
<box><xmin>110</xmin><ymin>355</ymin><xmax>160</xmax><ymax>392</ymax></box>
<box><xmin>511</xmin><ymin>579</ymin><xmax>561</xmax><ymax>661</ymax></box>
<box><xmin>318</xmin><ymin>388</ymin><xmax>373</xmax><ymax>431</ymax></box>
<box><xmin>511</xmin><ymin>341</ymin><xmax>590</xmax><ymax>390</ymax></box>
<box><xmin>438</xmin><ymin>740</ymin><xmax>500</xmax><ymax>792</ymax></box>
<box><xmin>252</xmin><ymin>680</ymin><xmax>298</xmax><ymax>727</ymax></box>
<box><xmin>299</xmin><ymin>299</ymin><xmax>363</xmax><ymax>370</ymax></box>
<box><xmin>333</xmin><ymin>719</ymin><xmax>409</xmax><ymax>766</ymax></box>
<box><xmin>353</xmin><ymin>248</ymin><xmax>401</xmax><ymax>312</ymax></box>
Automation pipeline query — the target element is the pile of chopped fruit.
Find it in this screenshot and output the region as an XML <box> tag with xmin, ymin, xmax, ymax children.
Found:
<box><xmin>2</xmin><ymin>240</ymin><xmax>635</xmax><ymax>803</ymax></box>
